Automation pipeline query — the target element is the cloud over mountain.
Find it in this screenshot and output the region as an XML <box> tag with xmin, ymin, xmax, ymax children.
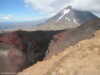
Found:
<box><xmin>24</xmin><ymin>0</ymin><xmax>100</xmax><ymax>16</ymax></box>
<box><xmin>72</xmin><ymin>0</ymin><xmax>100</xmax><ymax>13</ymax></box>
<box><xmin>24</xmin><ymin>0</ymin><xmax>70</xmax><ymax>13</ymax></box>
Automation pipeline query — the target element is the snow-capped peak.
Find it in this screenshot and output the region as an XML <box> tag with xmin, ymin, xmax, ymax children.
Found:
<box><xmin>57</xmin><ymin>8</ymin><xmax>71</xmax><ymax>21</ymax></box>
<box><xmin>63</xmin><ymin>9</ymin><xmax>70</xmax><ymax>15</ymax></box>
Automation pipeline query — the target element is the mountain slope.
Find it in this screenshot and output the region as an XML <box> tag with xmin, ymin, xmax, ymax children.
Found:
<box><xmin>46</xmin><ymin>30</ymin><xmax>100</xmax><ymax>75</ymax></box>
<box><xmin>45</xmin><ymin>18</ymin><xmax>100</xmax><ymax>58</ymax></box>
<box><xmin>40</xmin><ymin>6</ymin><xmax>98</xmax><ymax>30</ymax></box>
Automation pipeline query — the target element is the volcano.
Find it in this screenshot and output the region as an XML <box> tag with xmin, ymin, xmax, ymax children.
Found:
<box><xmin>40</xmin><ymin>6</ymin><xmax>98</xmax><ymax>30</ymax></box>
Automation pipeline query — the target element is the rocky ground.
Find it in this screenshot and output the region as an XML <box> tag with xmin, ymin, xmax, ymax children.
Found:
<box><xmin>18</xmin><ymin>30</ymin><xmax>100</xmax><ymax>75</ymax></box>
<box><xmin>45</xmin><ymin>18</ymin><xmax>100</xmax><ymax>59</ymax></box>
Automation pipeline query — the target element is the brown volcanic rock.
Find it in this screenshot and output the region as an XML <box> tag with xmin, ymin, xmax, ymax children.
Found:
<box><xmin>45</xmin><ymin>18</ymin><xmax>100</xmax><ymax>59</ymax></box>
<box><xmin>0</xmin><ymin>32</ymin><xmax>25</xmax><ymax>50</ymax></box>
<box><xmin>0</xmin><ymin>30</ymin><xmax>65</xmax><ymax>65</ymax></box>
<box><xmin>45</xmin><ymin>29</ymin><xmax>74</xmax><ymax>59</ymax></box>
<box><xmin>0</xmin><ymin>43</ymin><xmax>29</xmax><ymax>75</ymax></box>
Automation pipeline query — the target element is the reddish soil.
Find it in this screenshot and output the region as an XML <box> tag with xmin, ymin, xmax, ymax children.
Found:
<box><xmin>0</xmin><ymin>32</ymin><xmax>25</xmax><ymax>50</ymax></box>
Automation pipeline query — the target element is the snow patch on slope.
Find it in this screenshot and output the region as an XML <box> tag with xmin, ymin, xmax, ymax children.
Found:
<box><xmin>57</xmin><ymin>8</ymin><xmax>70</xmax><ymax>22</ymax></box>
<box><xmin>74</xmin><ymin>19</ymin><xmax>77</xmax><ymax>23</ymax></box>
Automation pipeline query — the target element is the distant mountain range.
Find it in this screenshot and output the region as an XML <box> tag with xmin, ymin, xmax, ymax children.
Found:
<box><xmin>0</xmin><ymin>19</ymin><xmax>47</xmax><ymax>30</ymax></box>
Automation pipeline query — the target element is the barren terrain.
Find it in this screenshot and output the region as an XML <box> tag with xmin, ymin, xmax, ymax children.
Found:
<box><xmin>18</xmin><ymin>30</ymin><xmax>100</xmax><ymax>75</ymax></box>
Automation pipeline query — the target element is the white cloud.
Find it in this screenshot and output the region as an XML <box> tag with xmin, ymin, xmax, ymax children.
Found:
<box><xmin>0</xmin><ymin>14</ymin><xmax>37</xmax><ymax>22</ymax></box>
<box><xmin>24</xmin><ymin>0</ymin><xmax>100</xmax><ymax>16</ymax></box>
<box><xmin>71</xmin><ymin>0</ymin><xmax>100</xmax><ymax>13</ymax></box>
<box><xmin>0</xmin><ymin>14</ymin><xmax>13</xmax><ymax>20</ymax></box>
<box><xmin>24</xmin><ymin>0</ymin><xmax>70</xmax><ymax>14</ymax></box>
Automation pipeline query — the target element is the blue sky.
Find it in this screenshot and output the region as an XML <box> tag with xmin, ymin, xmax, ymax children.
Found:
<box><xmin>0</xmin><ymin>0</ymin><xmax>100</xmax><ymax>22</ymax></box>
<box><xmin>0</xmin><ymin>0</ymin><xmax>49</xmax><ymax>22</ymax></box>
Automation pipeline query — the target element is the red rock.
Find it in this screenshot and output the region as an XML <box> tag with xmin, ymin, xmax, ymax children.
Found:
<box><xmin>45</xmin><ymin>31</ymin><xmax>69</xmax><ymax>59</ymax></box>
<box><xmin>0</xmin><ymin>32</ymin><xmax>25</xmax><ymax>50</ymax></box>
